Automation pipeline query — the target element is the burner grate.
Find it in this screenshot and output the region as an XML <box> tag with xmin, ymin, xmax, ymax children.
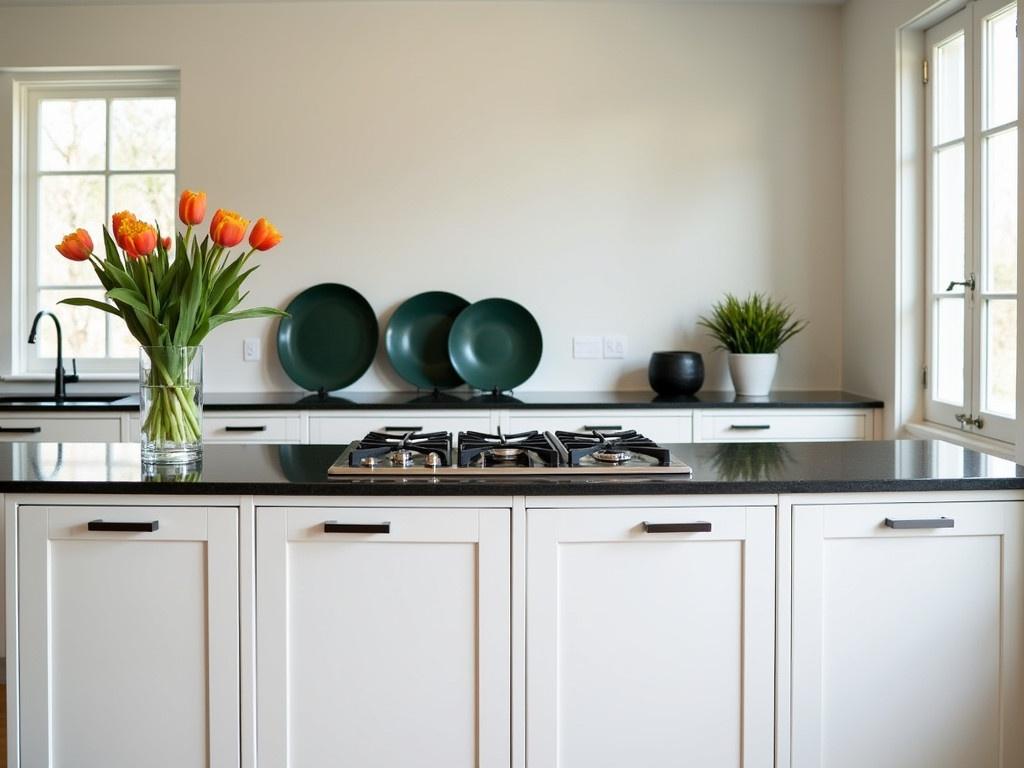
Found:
<box><xmin>457</xmin><ymin>427</ymin><xmax>561</xmax><ymax>468</ymax></box>
<box><xmin>348</xmin><ymin>430</ymin><xmax>452</xmax><ymax>467</ymax></box>
<box><xmin>555</xmin><ymin>429</ymin><xmax>671</xmax><ymax>467</ymax></box>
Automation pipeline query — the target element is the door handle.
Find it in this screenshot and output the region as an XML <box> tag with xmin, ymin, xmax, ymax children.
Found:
<box><xmin>583</xmin><ymin>425</ymin><xmax>623</xmax><ymax>432</ymax></box>
<box><xmin>0</xmin><ymin>426</ymin><xmax>42</xmax><ymax>434</ymax></box>
<box><xmin>729</xmin><ymin>424</ymin><xmax>771</xmax><ymax>430</ymax></box>
<box><xmin>324</xmin><ymin>521</ymin><xmax>391</xmax><ymax>534</ymax></box>
<box><xmin>224</xmin><ymin>425</ymin><xmax>267</xmax><ymax>432</ymax></box>
<box><xmin>383</xmin><ymin>426</ymin><xmax>423</xmax><ymax>433</ymax></box>
<box><xmin>88</xmin><ymin>519</ymin><xmax>159</xmax><ymax>533</ymax></box>
<box><xmin>884</xmin><ymin>517</ymin><xmax>954</xmax><ymax>529</ymax></box>
<box><xmin>644</xmin><ymin>521</ymin><xmax>712</xmax><ymax>533</ymax></box>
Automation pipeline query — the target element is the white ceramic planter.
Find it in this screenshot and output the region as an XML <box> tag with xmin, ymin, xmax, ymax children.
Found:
<box><xmin>727</xmin><ymin>353</ymin><xmax>778</xmax><ymax>397</ymax></box>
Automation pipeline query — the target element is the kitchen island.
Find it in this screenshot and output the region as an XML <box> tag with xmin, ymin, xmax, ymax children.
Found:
<box><xmin>2</xmin><ymin>439</ymin><xmax>1021</xmax><ymax>768</ymax></box>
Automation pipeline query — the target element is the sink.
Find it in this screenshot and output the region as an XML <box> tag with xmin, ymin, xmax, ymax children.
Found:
<box><xmin>0</xmin><ymin>394</ymin><xmax>131</xmax><ymax>407</ymax></box>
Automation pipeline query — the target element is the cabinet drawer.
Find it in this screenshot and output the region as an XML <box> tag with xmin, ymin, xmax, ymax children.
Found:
<box><xmin>507</xmin><ymin>411</ymin><xmax>690</xmax><ymax>443</ymax></box>
<box><xmin>309</xmin><ymin>412</ymin><xmax>494</xmax><ymax>443</ymax></box>
<box><xmin>695</xmin><ymin>409</ymin><xmax>873</xmax><ymax>442</ymax></box>
<box><xmin>203</xmin><ymin>415</ymin><xmax>302</xmax><ymax>443</ymax></box>
<box><xmin>0</xmin><ymin>415</ymin><xmax>121</xmax><ymax>442</ymax></box>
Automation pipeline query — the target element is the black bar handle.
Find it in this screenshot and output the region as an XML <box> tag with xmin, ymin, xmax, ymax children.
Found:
<box><xmin>885</xmin><ymin>517</ymin><xmax>954</xmax><ymax>529</ymax></box>
<box><xmin>324</xmin><ymin>521</ymin><xmax>391</xmax><ymax>534</ymax></box>
<box><xmin>583</xmin><ymin>425</ymin><xmax>623</xmax><ymax>431</ymax></box>
<box><xmin>730</xmin><ymin>424</ymin><xmax>772</xmax><ymax>430</ymax></box>
<box><xmin>88</xmin><ymin>519</ymin><xmax>159</xmax><ymax>533</ymax></box>
<box><xmin>224</xmin><ymin>425</ymin><xmax>267</xmax><ymax>432</ymax></box>
<box><xmin>383</xmin><ymin>426</ymin><xmax>423</xmax><ymax>432</ymax></box>
<box><xmin>0</xmin><ymin>426</ymin><xmax>42</xmax><ymax>434</ymax></box>
<box><xmin>644</xmin><ymin>521</ymin><xmax>712</xmax><ymax>533</ymax></box>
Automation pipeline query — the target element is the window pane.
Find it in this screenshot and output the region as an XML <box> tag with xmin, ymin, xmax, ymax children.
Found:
<box><xmin>35</xmin><ymin>288</ymin><xmax>107</xmax><ymax>359</ymax></box>
<box><xmin>935</xmin><ymin>297</ymin><xmax>965</xmax><ymax>405</ymax></box>
<box><xmin>935</xmin><ymin>32</ymin><xmax>966</xmax><ymax>144</ymax></box>
<box><xmin>986</xmin><ymin>4</ymin><xmax>1018</xmax><ymax>129</ymax></box>
<box><xmin>985</xmin><ymin>299</ymin><xmax>1016</xmax><ymax>417</ymax></box>
<box><xmin>109</xmin><ymin>98</ymin><xmax>176</xmax><ymax>170</ymax></box>
<box><xmin>109</xmin><ymin>173</ymin><xmax>175</xmax><ymax>241</ymax></box>
<box><xmin>108</xmin><ymin>315</ymin><xmax>139</xmax><ymax>358</ymax></box>
<box><xmin>38</xmin><ymin>175</ymin><xmax>104</xmax><ymax>287</ymax></box>
<box><xmin>935</xmin><ymin>143</ymin><xmax>966</xmax><ymax>291</ymax></box>
<box><xmin>984</xmin><ymin>127</ymin><xmax>1018</xmax><ymax>293</ymax></box>
<box><xmin>38</xmin><ymin>99</ymin><xmax>105</xmax><ymax>172</ymax></box>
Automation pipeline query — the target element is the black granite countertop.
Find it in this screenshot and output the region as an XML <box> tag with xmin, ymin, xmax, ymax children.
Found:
<box><xmin>0</xmin><ymin>390</ymin><xmax>884</xmax><ymax>413</ymax></box>
<box><xmin>0</xmin><ymin>440</ymin><xmax>1017</xmax><ymax>496</ymax></box>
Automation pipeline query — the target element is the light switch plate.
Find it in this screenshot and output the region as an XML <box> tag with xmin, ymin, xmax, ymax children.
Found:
<box><xmin>243</xmin><ymin>338</ymin><xmax>261</xmax><ymax>362</ymax></box>
<box><xmin>603</xmin><ymin>335</ymin><xmax>627</xmax><ymax>359</ymax></box>
<box><xmin>573</xmin><ymin>335</ymin><xmax>602</xmax><ymax>359</ymax></box>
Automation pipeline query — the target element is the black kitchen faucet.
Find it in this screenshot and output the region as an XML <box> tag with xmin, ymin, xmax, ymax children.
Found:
<box><xmin>27</xmin><ymin>310</ymin><xmax>79</xmax><ymax>400</ymax></box>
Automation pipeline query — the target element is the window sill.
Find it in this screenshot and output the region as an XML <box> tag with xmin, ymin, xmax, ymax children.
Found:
<box><xmin>904</xmin><ymin>421</ymin><xmax>1015</xmax><ymax>461</ymax></box>
<box><xmin>1</xmin><ymin>373</ymin><xmax>138</xmax><ymax>383</ymax></box>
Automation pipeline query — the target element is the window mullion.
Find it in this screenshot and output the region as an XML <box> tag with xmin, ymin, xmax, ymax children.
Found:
<box><xmin>967</xmin><ymin>0</ymin><xmax>983</xmax><ymax>423</ymax></box>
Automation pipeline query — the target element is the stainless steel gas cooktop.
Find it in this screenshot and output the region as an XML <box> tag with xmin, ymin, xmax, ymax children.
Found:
<box><xmin>328</xmin><ymin>427</ymin><xmax>692</xmax><ymax>476</ymax></box>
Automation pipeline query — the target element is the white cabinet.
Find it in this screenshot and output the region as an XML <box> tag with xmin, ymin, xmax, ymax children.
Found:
<box><xmin>256</xmin><ymin>504</ymin><xmax>511</xmax><ymax>767</ymax></box>
<box><xmin>17</xmin><ymin>504</ymin><xmax>240</xmax><ymax>767</ymax></box>
<box><xmin>693</xmin><ymin>408</ymin><xmax>876</xmax><ymax>442</ymax></box>
<box><xmin>308</xmin><ymin>410</ymin><xmax>494</xmax><ymax>443</ymax></box>
<box><xmin>505</xmin><ymin>409</ymin><xmax>691</xmax><ymax>443</ymax></box>
<box><xmin>203</xmin><ymin>413</ymin><xmax>303</xmax><ymax>443</ymax></box>
<box><xmin>526</xmin><ymin>504</ymin><xmax>775</xmax><ymax>768</ymax></box>
<box><xmin>790</xmin><ymin>500</ymin><xmax>1024</xmax><ymax>768</ymax></box>
<box><xmin>0</xmin><ymin>414</ymin><xmax>121</xmax><ymax>442</ymax></box>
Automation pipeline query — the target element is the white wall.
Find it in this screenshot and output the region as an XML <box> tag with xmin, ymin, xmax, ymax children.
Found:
<box><xmin>0</xmin><ymin>1</ymin><xmax>843</xmax><ymax>393</ymax></box>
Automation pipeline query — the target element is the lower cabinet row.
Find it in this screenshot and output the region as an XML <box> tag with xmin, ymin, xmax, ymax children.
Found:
<box><xmin>11</xmin><ymin>498</ymin><xmax>1023</xmax><ymax>767</ymax></box>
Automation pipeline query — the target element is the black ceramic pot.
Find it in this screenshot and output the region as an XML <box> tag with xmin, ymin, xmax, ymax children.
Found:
<box><xmin>648</xmin><ymin>351</ymin><xmax>705</xmax><ymax>396</ymax></box>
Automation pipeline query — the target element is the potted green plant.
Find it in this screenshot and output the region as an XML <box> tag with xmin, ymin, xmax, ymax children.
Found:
<box><xmin>697</xmin><ymin>293</ymin><xmax>807</xmax><ymax>397</ymax></box>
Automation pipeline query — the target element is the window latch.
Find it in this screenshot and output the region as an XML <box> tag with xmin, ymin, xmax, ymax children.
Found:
<box><xmin>946</xmin><ymin>273</ymin><xmax>976</xmax><ymax>292</ymax></box>
<box><xmin>955</xmin><ymin>413</ymin><xmax>984</xmax><ymax>430</ymax></box>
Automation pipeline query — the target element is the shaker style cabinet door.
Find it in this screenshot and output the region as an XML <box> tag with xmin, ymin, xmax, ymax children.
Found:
<box><xmin>17</xmin><ymin>505</ymin><xmax>240</xmax><ymax>768</ymax></box>
<box><xmin>526</xmin><ymin>505</ymin><xmax>775</xmax><ymax>768</ymax></box>
<box><xmin>256</xmin><ymin>505</ymin><xmax>511</xmax><ymax>768</ymax></box>
<box><xmin>791</xmin><ymin>501</ymin><xmax>1024</xmax><ymax>768</ymax></box>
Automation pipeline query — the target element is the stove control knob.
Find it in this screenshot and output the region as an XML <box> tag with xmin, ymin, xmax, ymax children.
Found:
<box><xmin>425</xmin><ymin>452</ymin><xmax>442</xmax><ymax>468</ymax></box>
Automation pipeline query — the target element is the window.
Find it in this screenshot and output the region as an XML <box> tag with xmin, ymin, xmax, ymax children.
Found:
<box><xmin>925</xmin><ymin>0</ymin><xmax>1018</xmax><ymax>443</ymax></box>
<box><xmin>15</xmin><ymin>73</ymin><xmax>178</xmax><ymax>375</ymax></box>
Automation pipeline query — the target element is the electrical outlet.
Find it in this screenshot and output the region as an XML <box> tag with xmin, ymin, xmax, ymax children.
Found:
<box><xmin>573</xmin><ymin>335</ymin><xmax>602</xmax><ymax>359</ymax></box>
<box><xmin>243</xmin><ymin>338</ymin><xmax>260</xmax><ymax>362</ymax></box>
<box><xmin>603</xmin><ymin>334</ymin><xmax>627</xmax><ymax>359</ymax></box>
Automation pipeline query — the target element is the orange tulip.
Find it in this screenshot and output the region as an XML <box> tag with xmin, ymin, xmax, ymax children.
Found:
<box><xmin>161</xmin><ymin>236</ymin><xmax>172</xmax><ymax>252</ymax></box>
<box><xmin>209</xmin><ymin>209</ymin><xmax>249</xmax><ymax>248</ymax></box>
<box><xmin>55</xmin><ymin>228</ymin><xmax>93</xmax><ymax>262</ymax></box>
<box><xmin>111</xmin><ymin>211</ymin><xmax>137</xmax><ymax>249</ymax></box>
<box><xmin>117</xmin><ymin>218</ymin><xmax>158</xmax><ymax>260</ymax></box>
<box><xmin>178</xmin><ymin>189</ymin><xmax>207</xmax><ymax>226</ymax></box>
<box><xmin>248</xmin><ymin>217</ymin><xmax>282</xmax><ymax>251</ymax></box>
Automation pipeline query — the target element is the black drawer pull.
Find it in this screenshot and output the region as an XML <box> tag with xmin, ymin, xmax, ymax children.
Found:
<box><xmin>885</xmin><ymin>517</ymin><xmax>954</xmax><ymax>529</ymax></box>
<box><xmin>730</xmin><ymin>424</ymin><xmax>771</xmax><ymax>430</ymax></box>
<box><xmin>324</xmin><ymin>521</ymin><xmax>391</xmax><ymax>534</ymax></box>
<box><xmin>224</xmin><ymin>425</ymin><xmax>267</xmax><ymax>432</ymax></box>
<box><xmin>644</xmin><ymin>521</ymin><xmax>712</xmax><ymax>533</ymax></box>
<box><xmin>383</xmin><ymin>426</ymin><xmax>423</xmax><ymax>432</ymax></box>
<box><xmin>0</xmin><ymin>426</ymin><xmax>42</xmax><ymax>434</ymax></box>
<box><xmin>584</xmin><ymin>425</ymin><xmax>622</xmax><ymax>431</ymax></box>
<box><xmin>88</xmin><ymin>519</ymin><xmax>159</xmax><ymax>533</ymax></box>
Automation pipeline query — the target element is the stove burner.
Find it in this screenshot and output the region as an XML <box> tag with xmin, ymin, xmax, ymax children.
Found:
<box><xmin>388</xmin><ymin>449</ymin><xmax>414</xmax><ymax>466</ymax></box>
<box><xmin>425</xmin><ymin>452</ymin><xmax>443</xmax><ymax>468</ymax></box>
<box><xmin>458</xmin><ymin>427</ymin><xmax>560</xmax><ymax>468</ymax></box>
<box><xmin>360</xmin><ymin>455</ymin><xmax>381</xmax><ymax>467</ymax></box>
<box><xmin>592</xmin><ymin>448</ymin><xmax>633</xmax><ymax>464</ymax></box>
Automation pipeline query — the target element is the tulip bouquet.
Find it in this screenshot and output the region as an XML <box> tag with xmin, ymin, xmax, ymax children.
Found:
<box><xmin>56</xmin><ymin>190</ymin><xmax>285</xmax><ymax>461</ymax></box>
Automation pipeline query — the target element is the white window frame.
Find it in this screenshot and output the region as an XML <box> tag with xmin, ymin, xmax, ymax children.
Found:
<box><xmin>12</xmin><ymin>70</ymin><xmax>179</xmax><ymax>377</ymax></box>
<box><xmin>924</xmin><ymin>0</ymin><xmax>1018</xmax><ymax>444</ymax></box>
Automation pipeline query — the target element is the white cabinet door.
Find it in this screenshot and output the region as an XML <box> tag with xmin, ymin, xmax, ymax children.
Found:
<box><xmin>256</xmin><ymin>505</ymin><xmax>511</xmax><ymax>767</ymax></box>
<box><xmin>0</xmin><ymin>415</ymin><xmax>122</xmax><ymax>442</ymax></box>
<box><xmin>17</xmin><ymin>504</ymin><xmax>240</xmax><ymax>767</ymax></box>
<box><xmin>791</xmin><ymin>501</ymin><xmax>1024</xmax><ymax>768</ymax></box>
<box><xmin>505</xmin><ymin>410</ymin><xmax>691</xmax><ymax>443</ymax></box>
<box><xmin>527</xmin><ymin>505</ymin><xmax>775</xmax><ymax>768</ymax></box>
<box><xmin>693</xmin><ymin>408</ymin><xmax>875</xmax><ymax>442</ymax></box>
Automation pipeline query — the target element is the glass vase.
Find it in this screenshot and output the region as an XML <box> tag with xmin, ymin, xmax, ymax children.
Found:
<box><xmin>139</xmin><ymin>345</ymin><xmax>203</xmax><ymax>463</ymax></box>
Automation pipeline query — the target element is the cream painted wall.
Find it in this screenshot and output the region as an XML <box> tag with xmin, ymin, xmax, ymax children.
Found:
<box><xmin>0</xmin><ymin>1</ymin><xmax>843</xmax><ymax>393</ymax></box>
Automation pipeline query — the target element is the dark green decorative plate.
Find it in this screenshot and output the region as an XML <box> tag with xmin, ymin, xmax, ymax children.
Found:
<box><xmin>277</xmin><ymin>283</ymin><xmax>378</xmax><ymax>392</ymax></box>
<box><xmin>448</xmin><ymin>298</ymin><xmax>542</xmax><ymax>392</ymax></box>
<box><xmin>385</xmin><ymin>291</ymin><xmax>469</xmax><ymax>390</ymax></box>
